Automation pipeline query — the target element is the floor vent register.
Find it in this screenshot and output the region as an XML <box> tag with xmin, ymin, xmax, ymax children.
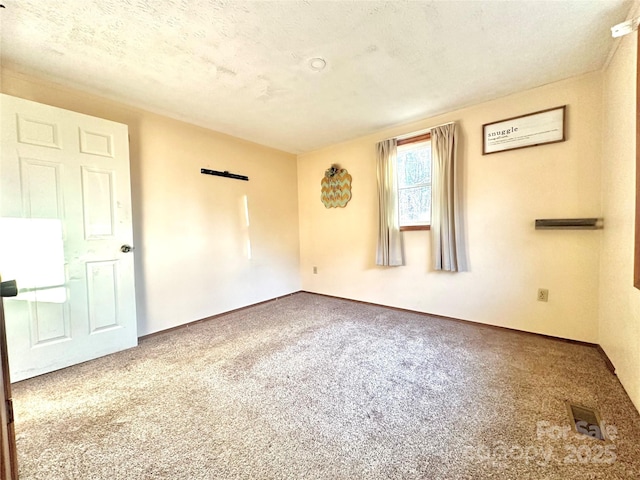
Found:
<box><xmin>566</xmin><ymin>402</ymin><xmax>605</xmax><ymax>440</ymax></box>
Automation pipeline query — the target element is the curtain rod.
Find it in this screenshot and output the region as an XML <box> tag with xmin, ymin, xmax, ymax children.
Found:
<box><xmin>384</xmin><ymin>121</ymin><xmax>455</xmax><ymax>143</ymax></box>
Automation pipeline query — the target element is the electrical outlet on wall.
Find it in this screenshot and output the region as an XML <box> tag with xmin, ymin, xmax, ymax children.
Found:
<box><xmin>538</xmin><ymin>288</ymin><xmax>549</xmax><ymax>302</ymax></box>
<box><xmin>313</xmin><ymin>266</ymin><xmax>318</xmax><ymax>274</ymax></box>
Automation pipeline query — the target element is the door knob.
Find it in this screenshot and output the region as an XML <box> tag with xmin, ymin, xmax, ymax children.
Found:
<box><xmin>0</xmin><ymin>280</ymin><xmax>18</xmax><ymax>297</ymax></box>
<box><xmin>120</xmin><ymin>244</ymin><xmax>134</xmax><ymax>253</ymax></box>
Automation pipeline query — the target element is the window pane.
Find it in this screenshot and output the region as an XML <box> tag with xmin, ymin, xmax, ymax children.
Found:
<box><xmin>399</xmin><ymin>185</ymin><xmax>431</xmax><ymax>226</ymax></box>
<box><xmin>397</xmin><ymin>143</ymin><xmax>431</xmax><ymax>188</ymax></box>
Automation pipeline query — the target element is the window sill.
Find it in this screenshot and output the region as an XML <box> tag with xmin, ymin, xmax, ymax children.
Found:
<box><xmin>400</xmin><ymin>225</ymin><xmax>430</xmax><ymax>231</ymax></box>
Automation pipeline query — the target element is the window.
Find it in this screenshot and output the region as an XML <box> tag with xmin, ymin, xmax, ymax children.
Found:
<box><xmin>397</xmin><ymin>133</ymin><xmax>431</xmax><ymax>231</ymax></box>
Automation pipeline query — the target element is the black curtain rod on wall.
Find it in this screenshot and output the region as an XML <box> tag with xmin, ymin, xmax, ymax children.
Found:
<box><xmin>201</xmin><ymin>168</ymin><xmax>249</xmax><ymax>181</ymax></box>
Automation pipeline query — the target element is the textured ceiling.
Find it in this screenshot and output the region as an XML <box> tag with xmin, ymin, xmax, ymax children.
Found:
<box><xmin>0</xmin><ymin>0</ymin><xmax>634</xmax><ymax>154</ymax></box>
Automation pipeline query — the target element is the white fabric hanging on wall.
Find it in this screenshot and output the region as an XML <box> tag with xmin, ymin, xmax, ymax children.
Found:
<box><xmin>430</xmin><ymin>123</ymin><xmax>465</xmax><ymax>272</ymax></box>
<box><xmin>375</xmin><ymin>139</ymin><xmax>404</xmax><ymax>266</ymax></box>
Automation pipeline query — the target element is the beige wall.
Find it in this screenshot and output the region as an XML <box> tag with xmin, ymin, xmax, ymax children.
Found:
<box><xmin>1</xmin><ymin>69</ymin><xmax>301</xmax><ymax>336</ymax></box>
<box><xmin>4</xmin><ymin>52</ymin><xmax>638</xmax><ymax>409</ymax></box>
<box><xmin>298</xmin><ymin>73</ymin><xmax>604</xmax><ymax>343</ymax></box>
<box><xmin>599</xmin><ymin>31</ymin><xmax>640</xmax><ymax>412</ymax></box>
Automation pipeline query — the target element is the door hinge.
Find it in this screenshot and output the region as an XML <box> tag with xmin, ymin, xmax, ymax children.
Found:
<box><xmin>5</xmin><ymin>399</ymin><xmax>13</xmax><ymax>424</ymax></box>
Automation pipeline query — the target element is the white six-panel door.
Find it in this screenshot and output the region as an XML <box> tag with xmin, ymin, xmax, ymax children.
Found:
<box><xmin>0</xmin><ymin>94</ymin><xmax>137</xmax><ymax>382</ymax></box>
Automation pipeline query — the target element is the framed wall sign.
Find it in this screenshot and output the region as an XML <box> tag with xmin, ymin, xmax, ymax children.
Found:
<box><xmin>483</xmin><ymin>105</ymin><xmax>566</xmax><ymax>155</ymax></box>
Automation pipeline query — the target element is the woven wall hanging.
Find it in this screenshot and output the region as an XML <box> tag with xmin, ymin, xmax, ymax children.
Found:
<box><xmin>320</xmin><ymin>165</ymin><xmax>352</xmax><ymax>208</ymax></box>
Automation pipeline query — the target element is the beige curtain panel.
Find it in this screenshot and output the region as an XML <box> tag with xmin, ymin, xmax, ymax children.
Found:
<box><xmin>430</xmin><ymin>123</ymin><xmax>465</xmax><ymax>272</ymax></box>
<box><xmin>376</xmin><ymin>139</ymin><xmax>404</xmax><ymax>266</ymax></box>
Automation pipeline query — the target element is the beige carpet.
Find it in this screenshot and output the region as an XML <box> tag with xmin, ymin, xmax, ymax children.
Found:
<box><xmin>11</xmin><ymin>292</ymin><xmax>640</xmax><ymax>479</ymax></box>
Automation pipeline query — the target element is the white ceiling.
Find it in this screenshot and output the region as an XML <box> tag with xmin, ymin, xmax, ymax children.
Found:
<box><xmin>0</xmin><ymin>1</ymin><xmax>634</xmax><ymax>154</ymax></box>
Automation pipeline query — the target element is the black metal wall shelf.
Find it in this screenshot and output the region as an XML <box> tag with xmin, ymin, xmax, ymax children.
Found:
<box><xmin>535</xmin><ymin>218</ymin><xmax>603</xmax><ymax>230</ymax></box>
<box><xmin>201</xmin><ymin>168</ymin><xmax>248</xmax><ymax>181</ymax></box>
